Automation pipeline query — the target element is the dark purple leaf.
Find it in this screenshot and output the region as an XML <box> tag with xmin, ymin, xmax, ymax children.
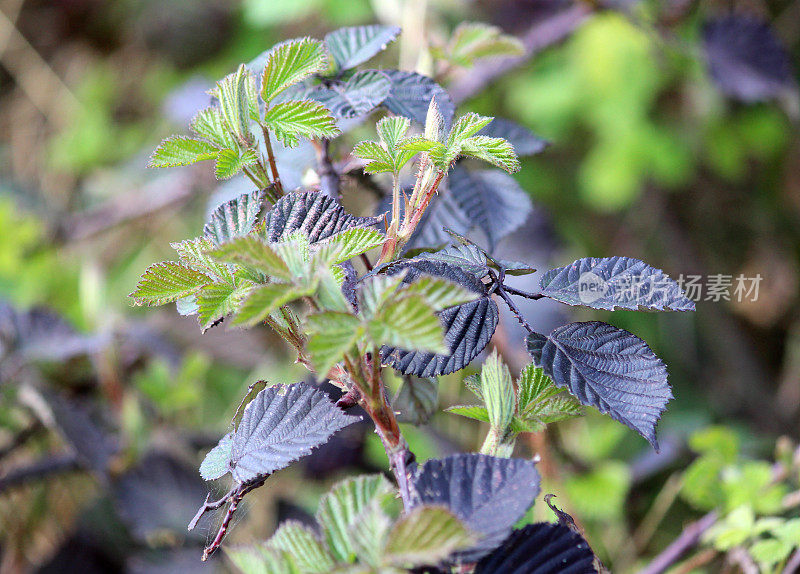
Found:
<box><xmin>526</xmin><ymin>322</ymin><xmax>671</xmax><ymax>449</ymax></box>
<box><xmin>325</xmin><ymin>25</ymin><xmax>401</xmax><ymax>71</ymax></box>
<box><xmin>382</xmin><ymin>70</ymin><xmax>455</xmax><ymax>127</ymax></box>
<box><xmin>229</xmin><ymin>383</ymin><xmax>361</xmax><ymax>483</ymax></box>
<box><xmin>703</xmin><ymin>15</ymin><xmax>794</xmax><ymax>102</ymax></box>
<box><xmin>381</xmin><ymin>260</ymin><xmax>499</xmax><ymax>377</ymax></box>
<box><xmin>204</xmin><ymin>189</ymin><xmax>267</xmax><ymax>246</ymax></box>
<box><xmin>263</xmin><ymin>191</ymin><xmax>380</xmax><ymax>244</ymax></box>
<box><xmin>410</xmin><ymin>453</ymin><xmax>540</xmax><ymax>563</ymax></box>
<box><xmin>539</xmin><ymin>256</ymin><xmax>695</xmax><ymax>312</ymax></box>
<box><xmin>303</xmin><ymin>70</ymin><xmax>390</xmax><ymax>119</ymax></box>
<box><xmin>475</xmin><ymin>522</ymin><xmax>597</xmax><ymax>573</ymax></box>
<box><xmin>449</xmin><ymin>166</ymin><xmax>532</xmax><ymax>250</ymax></box>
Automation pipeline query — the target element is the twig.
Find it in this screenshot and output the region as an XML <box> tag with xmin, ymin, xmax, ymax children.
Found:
<box><xmin>188</xmin><ymin>486</ymin><xmax>236</xmax><ymax>531</ymax></box>
<box><xmin>727</xmin><ymin>547</ymin><xmax>758</xmax><ymax>574</ymax></box>
<box><xmin>315</xmin><ymin>139</ymin><xmax>341</xmax><ymax>199</ymax></box>
<box><xmin>0</xmin><ymin>453</ymin><xmax>80</xmax><ymax>493</ymax></box>
<box><xmin>783</xmin><ymin>548</ymin><xmax>800</xmax><ymax>574</ymax></box>
<box><xmin>502</xmin><ymin>285</ymin><xmax>545</xmax><ymax>300</ymax></box>
<box><xmin>0</xmin><ymin>420</ymin><xmax>43</xmax><ymax>462</ymax></box>
<box><xmin>637</xmin><ymin>511</ymin><xmax>718</xmax><ymax>574</ymax></box>
<box><xmin>61</xmin><ymin>170</ymin><xmax>194</xmax><ymax>241</ymax></box>
<box><xmin>199</xmin><ymin>477</ymin><xmax>268</xmax><ymax>561</ymax></box>
<box><xmin>448</xmin><ymin>3</ymin><xmax>593</xmax><ymax>105</ymax></box>
<box><xmin>671</xmin><ymin>548</ymin><xmax>717</xmax><ymax>574</ymax></box>
<box><xmin>261</xmin><ymin>126</ymin><xmax>283</xmax><ymax>194</ymax></box>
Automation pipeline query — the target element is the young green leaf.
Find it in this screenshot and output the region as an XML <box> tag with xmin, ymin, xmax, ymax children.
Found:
<box><xmin>214</xmin><ymin>148</ymin><xmax>258</xmax><ymax>180</ymax></box>
<box><xmin>399</xmin><ymin>274</ymin><xmax>478</xmax><ymax>312</ymax></box>
<box><xmin>263</xmin><ymin>100</ymin><xmax>340</xmax><ymax>147</ymax></box>
<box><xmin>377</xmin><ymin>115</ymin><xmax>411</xmax><ymax>150</ymax></box>
<box><xmin>322</xmin><ymin>227</ymin><xmax>385</xmax><ymax>264</ymax></box>
<box><xmin>130</xmin><ymin>262</ymin><xmax>212</xmax><ymax>306</ymax></box>
<box><xmin>348</xmin><ymin>501</ymin><xmax>392</xmax><ymax>567</ymax></box>
<box><xmin>458</xmin><ymin>135</ymin><xmax>520</xmax><ymax>173</ymax></box>
<box><xmin>480</xmin><ymin>350</ymin><xmax>516</xmax><ymax>433</ymax></box>
<box><xmin>447</xmin><ymin>112</ymin><xmax>493</xmax><ymax>149</ymax></box>
<box><xmin>316</xmin><ymin>474</ymin><xmax>395</xmax><ymax>563</ymax></box>
<box><xmin>209</xmin><ymin>236</ymin><xmax>291</xmax><ymax>281</ymax></box>
<box><xmin>353</xmin><ymin>140</ymin><xmax>395</xmax><ymax>174</ymax></box>
<box><xmin>197</xmin><ymin>278</ymin><xmax>252</xmax><ymax>331</ymax></box>
<box><xmin>444</xmin><ymin>22</ymin><xmax>524</xmax><ymax>68</ymax></box>
<box><xmin>213</xmin><ymin>64</ymin><xmax>257</xmax><ymax>145</ymax></box>
<box><xmin>268</xmin><ymin>520</ymin><xmax>335</xmax><ymax>573</ymax></box>
<box><xmin>306</xmin><ymin>311</ymin><xmax>363</xmax><ymax>375</ymax></box>
<box><xmin>190</xmin><ymin>107</ymin><xmax>238</xmax><ymax>149</ymax></box>
<box><xmin>148</xmin><ymin>136</ymin><xmax>219</xmax><ymax>168</ymax></box>
<box><xmin>233</xmin><ymin>283</ymin><xmax>310</xmax><ymax>328</ymax></box>
<box><xmin>171</xmin><ymin>236</ymin><xmax>232</xmax><ymax>282</ymax></box>
<box><xmin>199</xmin><ymin>432</ymin><xmax>233</xmax><ymax>480</ymax></box>
<box><xmin>224</xmin><ymin>545</ymin><xmax>294</xmax><ymax>574</ymax></box>
<box><xmin>384</xmin><ymin>506</ymin><xmax>475</xmax><ymax>566</ymax></box>
<box><xmin>369</xmin><ymin>295</ymin><xmax>448</xmax><ymax>354</ymax></box>
<box><xmin>260</xmin><ymin>37</ymin><xmax>328</xmax><ymax>103</ymax></box>
<box><xmin>354</xmin><ymin>115</ymin><xmax>415</xmax><ymax>174</ymax></box>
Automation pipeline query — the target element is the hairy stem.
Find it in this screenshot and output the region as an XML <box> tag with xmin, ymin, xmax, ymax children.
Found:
<box><xmin>261</xmin><ymin>126</ymin><xmax>283</xmax><ymax>195</ymax></box>
<box><xmin>315</xmin><ymin>139</ymin><xmax>341</xmax><ymax>199</ymax></box>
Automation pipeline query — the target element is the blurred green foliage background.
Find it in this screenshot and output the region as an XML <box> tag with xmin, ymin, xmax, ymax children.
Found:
<box><xmin>1</xmin><ymin>0</ymin><xmax>799</xmax><ymax>572</ymax></box>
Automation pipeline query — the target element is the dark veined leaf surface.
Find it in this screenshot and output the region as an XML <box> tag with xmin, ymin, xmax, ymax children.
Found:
<box><xmin>474</xmin><ymin>522</ymin><xmax>597</xmax><ymax>574</ymax></box>
<box><xmin>477</xmin><ymin>118</ymin><xmax>548</xmax><ymax>156</ymax></box>
<box><xmin>382</xmin><ymin>70</ymin><xmax>455</xmax><ymax>127</ymax></box>
<box><xmin>202</xmin><ymin>383</ymin><xmax>360</xmax><ymax>484</ymax></box>
<box><xmin>539</xmin><ymin>256</ymin><xmax>695</xmax><ymax>312</ymax></box>
<box><xmin>204</xmin><ymin>189</ymin><xmax>267</xmax><ymax>245</ymax></box>
<box><xmin>703</xmin><ymin>15</ymin><xmax>794</xmax><ymax>102</ymax></box>
<box><xmin>449</xmin><ymin>166</ymin><xmax>532</xmax><ymax>250</ymax></box>
<box><xmin>305</xmin><ymin>70</ymin><xmax>391</xmax><ymax>119</ymax></box>
<box><xmin>409</xmin><ymin>453</ymin><xmax>541</xmax><ymax>563</ymax></box>
<box><xmin>417</xmin><ymin>243</ymin><xmax>489</xmax><ymax>279</ymax></box>
<box><xmin>393</xmin><ymin>376</ymin><xmax>439</xmax><ymax>425</ymax></box>
<box><xmin>263</xmin><ymin>191</ymin><xmax>380</xmax><ymax>244</ymax></box>
<box><xmin>381</xmin><ymin>259</ymin><xmax>499</xmax><ymax>377</ymax></box>
<box><xmin>526</xmin><ymin>321</ymin><xmax>671</xmax><ymax>449</ymax></box>
<box><xmin>324</xmin><ymin>25</ymin><xmax>401</xmax><ymax>71</ymax></box>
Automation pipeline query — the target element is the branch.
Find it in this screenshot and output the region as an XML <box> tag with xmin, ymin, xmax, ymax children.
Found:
<box><xmin>0</xmin><ymin>420</ymin><xmax>43</xmax><ymax>462</ymax></box>
<box><xmin>314</xmin><ymin>139</ymin><xmax>341</xmax><ymax>199</ymax></box>
<box><xmin>448</xmin><ymin>3</ymin><xmax>593</xmax><ymax>104</ymax></box>
<box><xmin>198</xmin><ymin>477</ymin><xmax>268</xmax><ymax>561</ymax></box>
<box><xmin>0</xmin><ymin>453</ymin><xmax>80</xmax><ymax>493</ymax></box>
<box><xmin>637</xmin><ymin>511</ymin><xmax>718</xmax><ymax>574</ymax></box>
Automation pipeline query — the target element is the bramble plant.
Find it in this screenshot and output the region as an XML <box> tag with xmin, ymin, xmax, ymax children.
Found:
<box><xmin>131</xmin><ymin>24</ymin><xmax>695</xmax><ymax>572</ymax></box>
